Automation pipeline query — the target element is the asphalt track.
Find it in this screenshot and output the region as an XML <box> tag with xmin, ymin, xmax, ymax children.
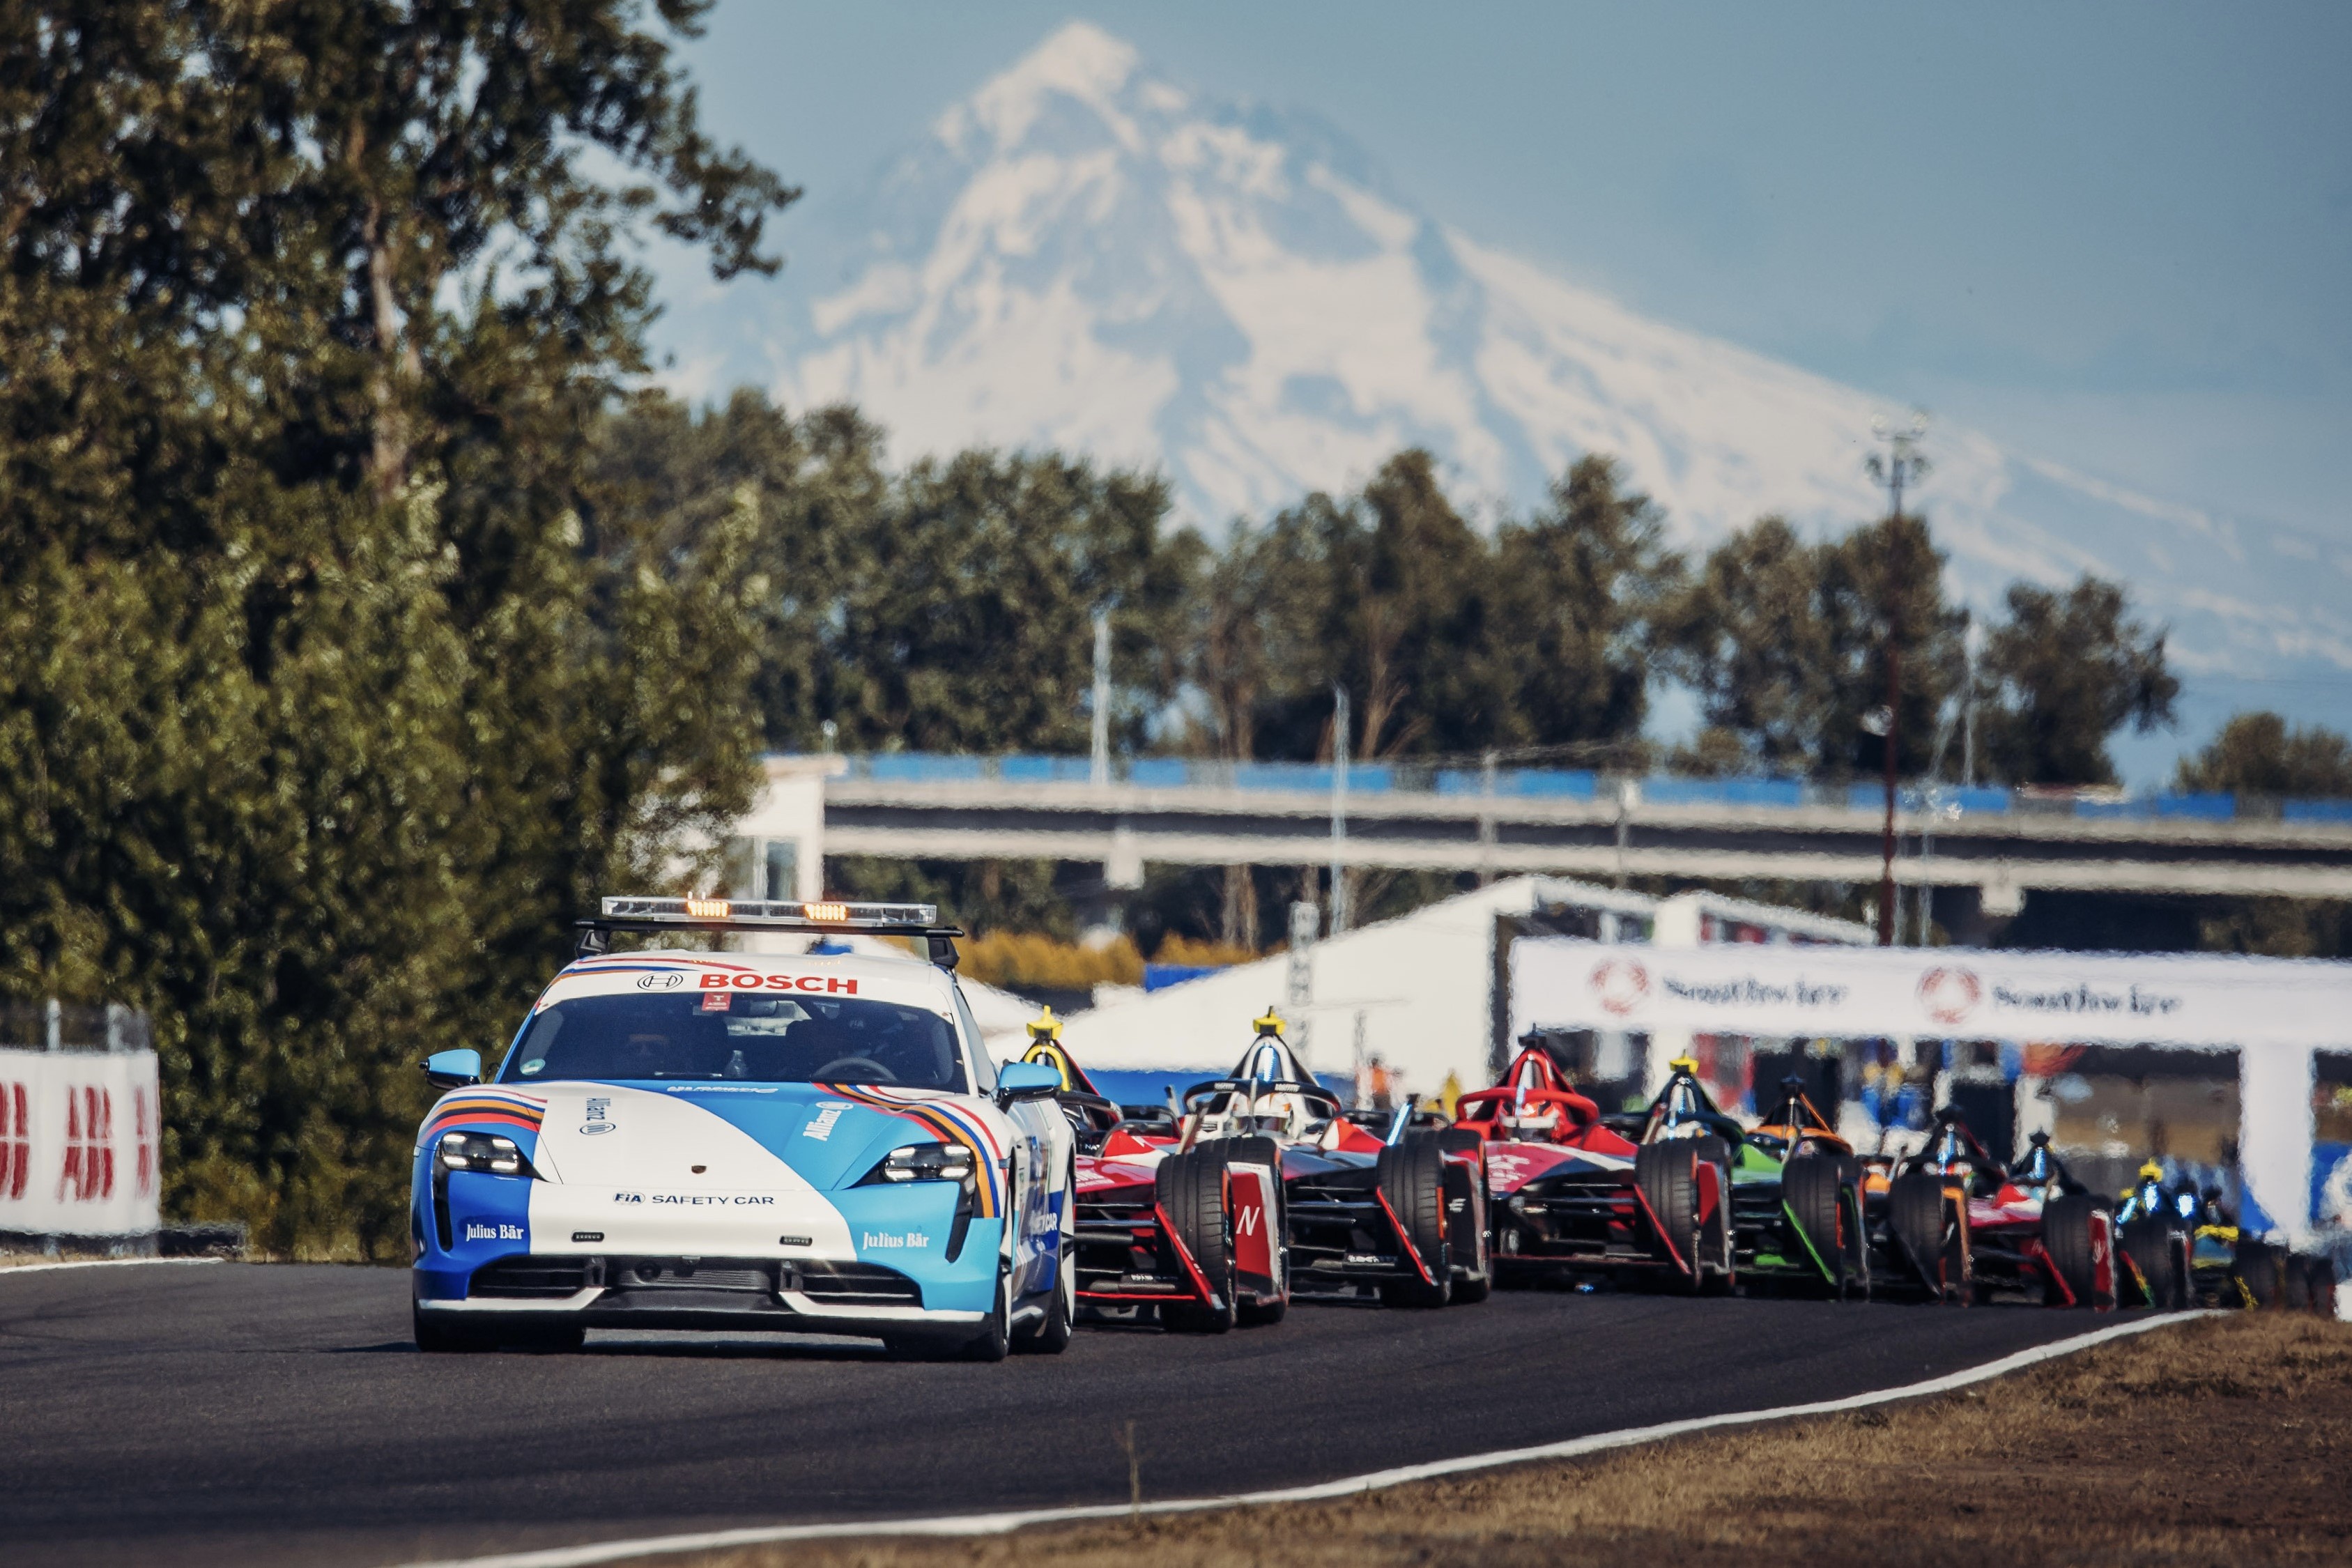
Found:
<box><xmin>3</xmin><ymin>1261</ymin><xmax>2132</xmax><ymax>1567</ymax></box>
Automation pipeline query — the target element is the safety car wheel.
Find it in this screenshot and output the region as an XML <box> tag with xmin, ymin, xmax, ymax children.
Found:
<box><xmin>2119</xmin><ymin>1218</ymin><xmax>2188</xmax><ymax>1310</ymax></box>
<box><xmin>1375</xmin><ymin>1131</ymin><xmax>1452</xmax><ymax>1308</ymax></box>
<box><xmin>412</xmin><ymin>1306</ymin><xmax>489</xmax><ymax>1354</ymax></box>
<box><xmin>1158</xmin><ymin>1148</ymin><xmax>1238</xmax><ymax>1334</ymax></box>
<box><xmin>961</xmin><ymin>1264</ymin><xmax>1013</xmax><ymax>1362</ymax></box>
<box><xmin>1634</xmin><ymin>1140</ymin><xmax>1702</xmax><ymax>1293</ymax></box>
<box><xmin>2040</xmin><ymin>1194</ymin><xmax>2104</xmax><ymax>1307</ymax></box>
<box><xmin>1890</xmin><ymin>1172</ymin><xmax>1970</xmax><ymax>1304</ymax></box>
<box><xmin>1783</xmin><ymin>1153</ymin><xmax>1860</xmax><ymax>1298</ymax></box>
<box><xmin>1438</xmin><ymin>1129</ymin><xmax>1492</xmax><ymax>1305</ymax></box>
<box><xmin>1015</xmin><ymin>1156</ymin><xmax>1077</xmax><ymax>1355</ymax></box>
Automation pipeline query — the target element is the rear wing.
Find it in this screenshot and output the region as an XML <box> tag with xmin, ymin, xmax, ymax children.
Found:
<box><xmin>575</xmin><ymin>896</ymin><xmax>964</xmax><ymax>970</ymax></box>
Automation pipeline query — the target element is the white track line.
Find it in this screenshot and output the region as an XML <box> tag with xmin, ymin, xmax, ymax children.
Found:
<box><xmin>402</xmin><ymin>1311</ymin><xmax>2212</xmax><ymax>1568</ymax></box>
<box><xmin>0</xmin><ymin>1256</ymin><xmax>224</xmax><ymax>1278</ymax></box>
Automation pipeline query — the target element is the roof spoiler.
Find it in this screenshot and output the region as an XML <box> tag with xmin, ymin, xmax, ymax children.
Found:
<box><xmin>574</xmin><ymin>897</ymin><xmax>964</xmax><ymax>970</ymax></box>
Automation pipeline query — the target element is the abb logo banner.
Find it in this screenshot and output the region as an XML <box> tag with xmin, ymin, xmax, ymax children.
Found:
<box><xmin>0</xmin><ymin>1048</ymin><xmax>161</xmax><ymax>1237</ymax></box>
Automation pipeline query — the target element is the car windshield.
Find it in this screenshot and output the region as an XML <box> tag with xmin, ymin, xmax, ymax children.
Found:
<box><xmin>501</xmin><ymin>991</ymin><xmax>966</xmax><ymax>1091</ymax></box>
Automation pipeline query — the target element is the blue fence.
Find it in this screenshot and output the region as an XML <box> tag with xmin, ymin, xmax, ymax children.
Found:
<box><xmin>820</xmin><ymin>752</ymin><xmax>2352</xmax><ymax>824</ymax></box>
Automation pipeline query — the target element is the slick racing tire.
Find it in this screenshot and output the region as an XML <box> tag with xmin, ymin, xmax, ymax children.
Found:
<box><xmin>1375</xmin><ymin>1132</ymin><xmax>1452</xmax><ymax>1308</ymax></box>
<box><xmin>1158</xmin><ymin>1148</ymin><xmax>1238</xmax><ymax>1334</ymax></box>
<box><xmin>1014</xmin><ymin>1155</ymin><xmax>1078</xmax><ymax>1355</ymax></box>
<box><xmin>2040</xmin><ymin>1194</ymin><xmax>2105</xmax><ymax>1308</ymax></box>
<box><xmin>1223</xmin><ymin>1135</ymin><xmax>1291</xmax><ymax>1327</ymax></box>
<box><xmin>1890</xmin><ymin>1171</ymin><xmax>1971</xmax><ymax>1304</ymax></box>
<box><xmin>2119</xmin><ymin>1217</ymin><xmax>2188</xmax><ymax>1310</ymax></box>
<box><xmin>1439</xmin><ymin>1128</ymin><xmax>1492</xmax><ymax>1305</ymax></box>
<box><xmin>1634</xmin><ymin>1140</ymin><xmax>1703</xmax><ymax>1293</ymax></box>
<box><xmin>1783</xmin><ymin>1153</ymin><xmax>1863</xmax><ymax>1300</ymax></box>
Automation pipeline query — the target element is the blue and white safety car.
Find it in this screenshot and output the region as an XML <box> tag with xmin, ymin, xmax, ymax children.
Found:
<box><xmin>409</xmin><ymin>898</ymin><xmax>1074</xmax><ymax>1360</ymax></box>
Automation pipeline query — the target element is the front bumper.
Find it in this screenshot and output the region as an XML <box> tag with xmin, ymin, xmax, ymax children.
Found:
<box><xmin>413</xmin><ymin>1252</ymin><xmax>990</xmax><ymax>1335</ymax></box>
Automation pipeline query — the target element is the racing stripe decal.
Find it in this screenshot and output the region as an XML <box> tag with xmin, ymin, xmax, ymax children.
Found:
<box><xmin>822</xmin><ymin>1084</ymin><xmax>1004</xmax><ymax>1220</ymax></box>
<box><xmin>422</xmin><ymin>1089</ymin><xmax>547</xmax><ymax>1146</ymax></box>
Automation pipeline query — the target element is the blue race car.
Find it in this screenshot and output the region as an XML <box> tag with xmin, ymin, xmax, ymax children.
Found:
<box><xmin>409</xmin><ymin>897</ymin><xmax>1074</xmax><ymax>1360</ymax></box>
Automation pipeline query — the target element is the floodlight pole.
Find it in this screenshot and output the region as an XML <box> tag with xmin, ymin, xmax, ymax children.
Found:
<box><xmin>1868</xmin><ymin>413</ymin><xmax>1930</xmax><ymax>947</ymax></box>
<box><xmin>1089</xmin><ymin>608</ymin><xmax>1112</xmax><ymax>788</ymax></box>
<box><xmin>1329</xmin><ymin>684</ymin><xmax>1351</xmax><ymax>936</ymax></box>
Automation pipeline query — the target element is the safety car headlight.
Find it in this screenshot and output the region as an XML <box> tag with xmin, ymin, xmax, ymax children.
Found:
<box><xmin>857</xmin><ymin>1142</ymin><xmax>976</xmax><ymax>1187</ymax></box>
<box><xmin>436</xmin><ymin>1130</ymin><xmax>534</xmax><ymax>1177</ymax></box>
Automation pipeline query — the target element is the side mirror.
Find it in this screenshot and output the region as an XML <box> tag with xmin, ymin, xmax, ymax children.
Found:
<box><xmin>994</xmin><ymin>1059</ymin><xmax>1061</xmax><ymax>1107</ymax></box>
<box><xmin>424</xmin><ymin>1049</ymin><xmax>483</xmax><ymax>1091</ymax></box>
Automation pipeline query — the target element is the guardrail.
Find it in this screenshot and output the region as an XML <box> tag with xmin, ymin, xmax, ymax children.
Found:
<box><xmin>820</xmin><ymin>753</ymin><xmax>2352</xmax><ymax>824</ymax></box>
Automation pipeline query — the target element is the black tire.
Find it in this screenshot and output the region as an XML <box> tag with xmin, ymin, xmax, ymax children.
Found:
<box><xmin>1157</xmin><ymin>1148</ymin><xmax>1237</xmax><ymax>1333</ymax></box>
<box><xmin>1783</xmin><ymin>1153</ymin><xmax>1858</xmax><ymax>1298</ymax></box>
<box><xmin>2040</xmin><ymin>1194</ymin><xmax>2105</xmax><ymax>1307</ymax></box>
<box><xmin>1439</xmin><ymin>1129</ymin><xmax>1492</xmax><ymax>1305</ymax></box>
<box><xmin>1688</xmin><ymin>1135</ymin><xmax>1737</xmax><ymax>1295</ymax></box>
<box><xmin>1375</xmin><ymin>1132</ymin><xmax>1452</xmax><ymax>1308</ymax></box>
<box><xmin>2234</xmin><ymin>1238</ymin><xmax>2286</xmax><ymax>1308</ymax></box>
<box><xmin>1223</xmin><ymin>1135</ymin><xmax>1291</xmax><ymax>1327</ymax></box>
<box><xmin>1634</xmin><ymin>1140</ymin><xmax>1702</xmax><ymax>1291</ymax></box>
<box><xmin>412</xmin><ymin>1306</ymin><xmax>489</xmax><ymax>1354</ymax></box>
<box><xmin>2119</xmin><ymin>1217</ymin><xmax>2186</xmax><ymax>1309</ymax></box>
<box><xmin>960</xmin><ymin>1264</ymin><xmax>1012</xmax><ymax>1362</ymax></box>
<box><xmin>1890</xmin><ymin>1171</ymin><xmax>1969</xmax><ymax>1302</ymax></box>
<box><xmin>1013</xmin><ymin>1155</ymin><xmax>1077</xmax><ymax>1354</ymax></box>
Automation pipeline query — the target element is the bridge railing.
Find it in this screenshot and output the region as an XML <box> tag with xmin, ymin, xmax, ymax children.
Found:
<box><xmin>820</xmin><ymin>752</ymin><xmax>2352</xmax><ymax>824</ymax></box>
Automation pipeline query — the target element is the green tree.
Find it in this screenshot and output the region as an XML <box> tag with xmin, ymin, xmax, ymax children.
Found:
<box><xmin>0</xmin><ymin>1</ymin><xmax>790</xmax><ymax>1252</ymax></box>
<box><xmin>1976</xmin><ymin>578</ymin><xmax>2176</xmax><ymax>786</ymax></box>
<box><xmin>1670</xmin><ymin>513</ymin><xmax>1964</xmax><ymax>778</ymax></box>
<box><xmin>1488</xmin><ymin>455</ymin><xmax>1683</xmax><ymax>753</ymax></box>
<box><xmin>2176</xmin><ymin>712</ymin><xmax>2352</xmax><ymax>798</ymax></box>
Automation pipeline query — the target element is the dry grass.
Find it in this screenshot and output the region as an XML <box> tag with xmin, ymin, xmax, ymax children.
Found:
<box><xmin>691</xmin><ymin>1313</ymin><xmax>2352</xmax><ymax>1568</ymax></box>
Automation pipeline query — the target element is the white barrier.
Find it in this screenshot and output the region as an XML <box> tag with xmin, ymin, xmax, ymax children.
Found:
<box><xmin>0</xmin><ymin>1046</ymin><xmax>162</xmax><ymax>1239</ymax></box>
<box><xmin>1511</xmin><ymin>939</ymin><xmax>2349</xmax><ymax>1259</ymax></box>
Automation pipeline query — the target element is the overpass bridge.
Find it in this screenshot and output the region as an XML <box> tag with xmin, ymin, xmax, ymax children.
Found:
<box><xmin>813</xmin><ymin>755</ymin><xmax>2352</xmax><ymax>913</ymax></box>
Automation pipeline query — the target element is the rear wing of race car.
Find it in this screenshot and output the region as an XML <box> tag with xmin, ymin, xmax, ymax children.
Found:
<box><xmin>575</xmin><ymin>896</ymin><xmax>966</xmax><ymax>971</ymax></box>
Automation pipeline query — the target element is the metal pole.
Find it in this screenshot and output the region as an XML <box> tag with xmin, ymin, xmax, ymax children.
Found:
<box><xmin>1476</xmin><ymin>748</ymin><xmax>1498</xmax><ymax>886</ymax></box>
<box><xmin>1287</xmin><ymin>899</ymin><xmax>1318</xmax><ymax>1063</ymax></box>
<box><xmin>1880</xmin><ymin>612</ymin><xmax>1900</xmax><ymax>947</ymax></box>
<box><xmin>1089</xmin><ymin>609</ymin><xmax>1112</xmax><ymax>788</ymax></box>
<box><xmin>1329</xmin><ymin>684</ymin><xmax>1351</xmax><ymax>935</ymax></box>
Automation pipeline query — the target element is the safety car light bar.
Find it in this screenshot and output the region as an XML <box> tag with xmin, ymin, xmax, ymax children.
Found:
<box><xmin>576</xmin><ymin>896</ymin><xmax>964</xmax><ymax>970</ymax></box>
<box><xmin>598</xmin><ymin>896</ymin><xmax>940</xmax><ymax>929</ymax></box>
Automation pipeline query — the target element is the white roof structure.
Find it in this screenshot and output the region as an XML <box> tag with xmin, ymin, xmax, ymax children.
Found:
<box><xmin>1051</xmin><ymin>877</ymin><xmax>1834</xmax><ymax>1100</ymax></box>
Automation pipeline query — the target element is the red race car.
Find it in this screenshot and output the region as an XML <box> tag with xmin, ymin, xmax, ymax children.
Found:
<box><xmin>1458</xmin><ymin>1050</ymin><xmax>1740</xmax><ymax>1293</ymax></box>
<box><xmin>1877</xmin><ymin>1110</ymin><xmax>2117</xmax><ymax>1307</ymax></box>
<box><xmin>1019</xmin><ymin>1016</ymin><xmax>1287</xmax><ymax>1334</ymax></box>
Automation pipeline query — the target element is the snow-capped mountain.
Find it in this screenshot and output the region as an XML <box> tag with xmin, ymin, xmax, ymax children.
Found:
<box><xmin>657</xmin><ymin>21</ymin><xmax>2351</xmax><ymax>712</ymax></box>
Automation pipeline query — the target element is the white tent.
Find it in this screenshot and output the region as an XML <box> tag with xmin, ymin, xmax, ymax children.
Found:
<box><xmin>1059</xmin><ymin>878</ymin><xmax>1634</xmax><ymax>1097</ymax></box>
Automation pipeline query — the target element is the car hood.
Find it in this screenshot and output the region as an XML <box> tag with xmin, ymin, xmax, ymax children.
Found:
<box><xmin>512</xmin><ymin>1079</ymin><xmax>994</xmax><ymax>1193</ymax></box>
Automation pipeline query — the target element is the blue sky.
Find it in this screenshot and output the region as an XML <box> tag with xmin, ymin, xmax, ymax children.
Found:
<box><xmin>666</xmin><ymin>2</ymin><xmax>2352</xmax><ymax>774</ymax></box>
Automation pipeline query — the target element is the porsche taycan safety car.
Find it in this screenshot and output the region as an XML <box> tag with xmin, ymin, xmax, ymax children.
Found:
<box><xmin>1877</xmin><ymin>1113</ymin><xmax>2115</xmax><ymax>1307</ymax></box>
<box><xmin>408</xmin><ymin>898</ymin><xmax>1077</xmax><ymax>1360</ymax></box>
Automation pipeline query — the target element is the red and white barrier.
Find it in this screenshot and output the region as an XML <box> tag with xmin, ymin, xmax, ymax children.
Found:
<box><xmin>0</xmin><ymin>1047</ymin><xmax>162</xmax><ymax>1238</ymax></box>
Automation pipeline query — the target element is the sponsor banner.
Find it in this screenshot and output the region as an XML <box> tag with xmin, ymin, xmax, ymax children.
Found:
<box><xmin>1511</xmin><ymin>939</ymin><xmax>2352</xmax><ymax>1050</ymax></box>
<box><xmin>0</xmin><ymin>1049</ymin><xmax>162</xmax><ymax>1237</ymax></box>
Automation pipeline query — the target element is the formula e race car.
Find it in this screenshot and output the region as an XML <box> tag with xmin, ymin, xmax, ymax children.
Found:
<box><xmin>1460</xmin><ymin>1053</ymin><xmax>1863</xmax><ymax>1297</ymax></box>
<box><xmin>408</xmin><ymin>898</ymin><xmax>1077</xmax><ymax>1360</ymax></box>
<box><xmin>2112</xmin><ymin>1160</ymin><xmax>2193</xmax><ymax>1309</ymax></box>
<box><xmin>1877</xmin><ymin>1114</ymin><xmax>2116</xmax><ymax>1307</ymax></box>
<box><xmin>1020</xmin><ymin>1015</ymin><xmax>1288</xmax><ymax>1333</ymax></box>
<box><xmin>1053</xmin><ymin>1012</ymin><xmax>1489</xmax><ymax>1319</ymax></box>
